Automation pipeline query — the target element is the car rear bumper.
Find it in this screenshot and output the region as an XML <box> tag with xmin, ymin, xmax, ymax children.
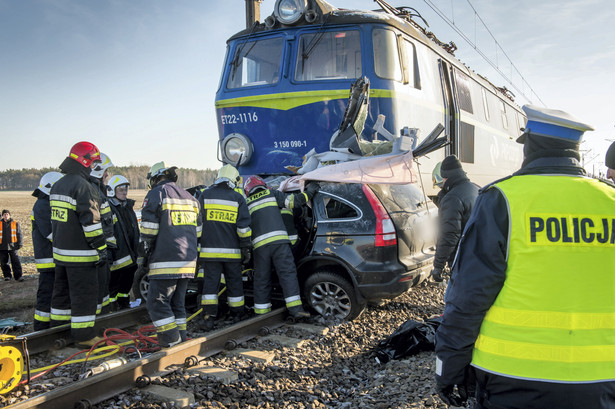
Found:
<box><xmin>356</xmin><ymin>263</ymin><xmax>431</xmax><ymax>301</ymax></box>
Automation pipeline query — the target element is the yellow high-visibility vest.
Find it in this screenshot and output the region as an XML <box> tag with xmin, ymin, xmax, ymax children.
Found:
<box><xmin>472</xmin><ymin>174</ymin><xmax>615</xmax><ymax>382</ymax></box>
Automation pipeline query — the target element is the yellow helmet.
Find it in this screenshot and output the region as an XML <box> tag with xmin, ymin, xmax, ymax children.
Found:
<box><xmin>216</xmin><ymin>164</ymin><xmax>240</xmax><ymax>188</ymax></box>
<box><xmin>432</xmin><ymin>161</ymin><xmax>444</xmax><ymax>188</ymax></box>
<box><xmin>147</xmin><ymin>161</ymin><xmax>178</xmax><ymax>189</ymax></box>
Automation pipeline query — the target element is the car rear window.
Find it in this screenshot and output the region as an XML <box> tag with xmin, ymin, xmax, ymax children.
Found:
<box><xmin>368</xmin><ymin>183</ymin><xmax>425</xmax><ymax>213</ymax></box>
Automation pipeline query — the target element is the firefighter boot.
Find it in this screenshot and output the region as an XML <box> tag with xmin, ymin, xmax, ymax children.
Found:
<box><xmin>200</xmin><ymin>315</ymin><xmax>215</xmax><ymax>332</ymax></box>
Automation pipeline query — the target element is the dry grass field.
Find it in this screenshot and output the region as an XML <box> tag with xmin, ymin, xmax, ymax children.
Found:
<box><xmin>0</xmin><ymin>189</ymin><xmax>148</xmax><ymax>332</ymax></box>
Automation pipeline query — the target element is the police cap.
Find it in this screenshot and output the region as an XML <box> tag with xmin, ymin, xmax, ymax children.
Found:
<box><xmin>516</xmin><ymin>104</ymin><xmax>594</xmax><ymax>144</ymax></box>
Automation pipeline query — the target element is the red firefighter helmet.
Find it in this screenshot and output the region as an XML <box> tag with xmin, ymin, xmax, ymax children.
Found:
<box><xmin>243</xmin><ymin>175</ymin><xmax>267</xmax><ymax>196</ymax></box>
<box><xmin>69</xmin><ymin>141</ymin><xmax>101</xmax><ymax>168</ymax></box>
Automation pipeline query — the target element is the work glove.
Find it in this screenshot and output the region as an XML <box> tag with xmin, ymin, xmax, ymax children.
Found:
<box><xmin>304</xmin><ymin>182</ymin><xmax>321</xmax><ymax>199</ymax></box>
<box><xmin>436</xmin><ymin>382</ymin><xmax>467</xmax><ymax>407</ymax></box>
<box><xmin>137</xmin><ymin>240</ymin><xmax>152</xmax><ymax>258</ymax></box>
<box><xmin>430</xmin><ymin>267</ymin><xmax>443</xmax><ymax>282</ymax></box>
<box><xmin>241</xmin><ymin>247</ymin><xmax>252</xmax><ymax>264</ymax></box>
<box><xmin>95</xmin><ymin>248</ymin><xmax>108</xmax><ymax>267</ymax></box>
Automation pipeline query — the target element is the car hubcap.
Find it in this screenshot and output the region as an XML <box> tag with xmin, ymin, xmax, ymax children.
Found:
<box><xmin>309</xmin><ymin>281</ymin><xmax>351</xmax><ymax>319</ymax></box>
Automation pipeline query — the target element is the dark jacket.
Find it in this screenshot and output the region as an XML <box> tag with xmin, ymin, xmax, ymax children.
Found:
<box><xmin>198</xmin><ymin>182</ymin><xmax>251</xmax><ymax>262</ymax></box>
<box><xmin>433</xmin><ymin>173</ymin><xmax>478</xmax><ymax>270</ymax></box>
<box><xmin>140</xmin><ymin>179</ymin><xmax>200</xmax><ymax>279</ymax></box>
<box><xmin>50</xmin><ymin>158</ymin><xmax>105</xmax><ymax>266</ymax></box>
<box><xmin>0</xmin><ymin>218</ymin><xmax>22</xmax><ymax>251</ymax></box>
<box><xmin>435</xmin><ymin>153</ymin><xmax>615</xmax><ymax>409</ymax></box>
<box><xmin>31</xmin><ymin>195</ymin><xmax>54</xmax><ymax>270</ymax></box>
<box><xmin>108</xmin><ymin>197</ymin><xmax>139</xmax><ymax>271</ymax></box>
<box><xmin>246</xmin><ymin>188</ymin><xmax>311</xmax><ymax>250</ymax></box>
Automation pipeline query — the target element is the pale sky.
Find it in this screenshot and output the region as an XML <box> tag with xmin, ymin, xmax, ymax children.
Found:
<box><xmin>1</xmin><ymin>0</ymin><xmax>613</xmax><ymax>174</ymax></box>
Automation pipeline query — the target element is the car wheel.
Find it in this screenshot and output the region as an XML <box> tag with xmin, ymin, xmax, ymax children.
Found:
<box><xmin>303</xmin><ymin>271</ymin><xmax>365</xmax><ymax>320</ymax></box>
<box><xmin>131</xmin><ymin>268</ymin><xmax>149</xmax><ymax>301</ymax></box>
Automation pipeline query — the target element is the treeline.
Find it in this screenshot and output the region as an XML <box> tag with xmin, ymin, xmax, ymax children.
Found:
<box><xmin>0</xmin><ymin>166</ymin><xmax>218</xmax><ymax>191</ymax></box>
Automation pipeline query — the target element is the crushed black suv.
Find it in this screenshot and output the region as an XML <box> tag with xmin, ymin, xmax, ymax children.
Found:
<box><xmin>293</xmin><ymin>181</ymin><xmax>436</xmax><ymax>320</ymax></box>
<box><xmin>133</xmin><ymin>181</ymin><xmax>436</xmax><ymax>321</ymax></box>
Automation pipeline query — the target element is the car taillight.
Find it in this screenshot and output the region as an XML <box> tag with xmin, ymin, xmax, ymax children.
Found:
<box><xmin>361</xmin><ymin>185</ymin><xmax>397</xmax><ymax>247</ymax></box>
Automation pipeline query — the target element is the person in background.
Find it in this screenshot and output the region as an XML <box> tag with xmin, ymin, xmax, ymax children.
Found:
<box><xmin>605</xmin><ymin>141</ymin><xmax>615</xmax><ymax>182</ymax></box>
<box><xmin>197</xmin><ymin>164</ymin><xmax>251</xmax><ymax>331</ymax></box>
<box><xmin>50</xmin><ymin>141</ymin><xmax>106</xmax><ymax>348</ymax></box>
<box><xmin>107</xmin><ymin>175</ymin><xmax>139</xmax><ymax>310</ymax></box>
<box><xmin>89</xmin><ymin>153</ymin><xmax>116</xmax><ymax>314</ymax></box>
<box><xmin>429</xmin><ymin>155</ymin><xmax>479</xmax><ymax>282</ymax></box>
<box><xmin>243</xmin><ymin>176</ymin><xmax>319</xmax><ymax>319</ymax></box>
<box><xmin>139</xmin><ymin>162</ymin><xmax>200</xmax><ymax>348</ymax></box>
<box><xmin>434</xmin><ymin>105</ymin><xmax>615</xmax><ymax>409</ymax></box>
<box><xmin>31</xmin><ymin>171</ymin><xmax>63</xmax><ymax>330</ymax></box>
<box><xmin>0</xmin><ymin>209</ymin><xmax>23</xmax><ymax>282</ymax></box>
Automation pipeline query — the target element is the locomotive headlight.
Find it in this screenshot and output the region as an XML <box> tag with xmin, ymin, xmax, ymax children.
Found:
<box><xmin>221</xmin><ymin>133</ymin><xmax>253</xmax><ymax>166</ymax></box>
<box><xmin>274</xmin><ymin>0</ymin><xmax>307</xmax><ymax>25</ymax></box>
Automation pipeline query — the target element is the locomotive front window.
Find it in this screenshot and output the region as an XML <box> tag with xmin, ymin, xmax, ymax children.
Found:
<box><xmin>373</xmin><ymin>29</ymin><xmax>402</xmax><ymax>82</ymax></box>
<box><xmin>294</xmin><ymin>30</ymin><xmax>361</xmax><ymax>81</ymax></box>
<box><xmin>227</xmin><ymin>37</ymin><xmax>284</xmax><ymax>88</ymax></box>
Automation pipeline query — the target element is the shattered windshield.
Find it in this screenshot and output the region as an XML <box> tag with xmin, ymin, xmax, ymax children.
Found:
<box><xmin>295</xmin><ymin>30</ymin><xmax>362</xmax><ymax>81</ymax></box>
<box><xmin>227</xmin><ymin>37</ymin><xmax>284</xmax><ymax>88</ymax></box>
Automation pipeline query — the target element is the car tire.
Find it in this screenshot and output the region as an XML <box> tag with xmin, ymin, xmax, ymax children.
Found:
<box><xmin>131</xmin><ymin>268</ymin><xmax>149</xmax><ymax>302</ymax></box>
<box><xmin>303</xmin><ymin>271</ymin><xmax>366</xmax><ymax>320</ymax></box>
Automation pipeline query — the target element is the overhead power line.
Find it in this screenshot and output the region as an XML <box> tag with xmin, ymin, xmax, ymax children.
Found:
<box><xmin>422</xmin><ymin>0</ymin><xmax>545</xmax><ymax>106</ymax></box>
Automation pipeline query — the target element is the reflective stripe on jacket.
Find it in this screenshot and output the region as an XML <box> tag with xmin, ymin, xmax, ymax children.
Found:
<box><xmin>472</xmin><ymin>174</ymin><xmax>615</xmax><ymax>382</ymax></box>
<box><xmin>0</xmin><ymin>220</ymin><xmax>18</xmax><ymax>244</ymax></box>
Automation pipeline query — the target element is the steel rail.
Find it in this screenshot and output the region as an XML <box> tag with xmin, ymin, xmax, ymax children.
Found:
<box><xmin>8</xmin><ymin>308</ymin><xmax>287</xmax><ymax>409</ymax></box>
<box><xmin>21</xmin><ymin>306</ymin><xmax>152</xmax><ymax>356</ymax></box>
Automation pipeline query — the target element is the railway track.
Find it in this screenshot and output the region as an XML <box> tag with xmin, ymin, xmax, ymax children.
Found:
<box><xmin>6</xmin><ymin>307</ymin><xmax>288</xmax><ymax>408</ymax></box>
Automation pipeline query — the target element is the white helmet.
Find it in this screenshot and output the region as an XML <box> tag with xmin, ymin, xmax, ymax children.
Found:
<box><xmin>36</xmin><ymin>172</ymin><xmax>63</xmax><ymax>196</ymax></box>
<box><xmin>90</xmin><ymin>153</ymin><xmax>114</xmax><ymax>179</ymax></box>
<box><xmin>107</xmin><ymin>174</ymin><xmax>130</xmax><ymax>198</ymax></box>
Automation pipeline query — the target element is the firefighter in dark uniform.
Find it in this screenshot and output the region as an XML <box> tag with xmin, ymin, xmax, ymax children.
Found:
<box><xmin>50</xmin><ymin>141</ymin><xmax>106</xmax><ymax>347</ymax></box>
<box><xmin>434</xmin><ymin>105</ymin><xmax>615</xmax><ymax>409</ymax></box>
<box><xmin>31</xmin><ymin>171</ymin><xmax>63</xmax><ymax>330</ymax></box>
<box><xmin>243</xmin><ymin>176</ymin><xmax>319</xmax><ymax>318</ymax></box>
<box><xmin>198</xmin><ymin>164</ymin><xmax>251</xmax><ymax>331</ymax></box>
<box><xmin>139</xmin><ymin>162</ymin><xmax>200</xmax><ymax>347</ymax></box>
<box><xmin>107</xmin><ymin>174</ymin><xmax>139</xmax><ymax>310</ymax></box>
<box><xmin>89</xmin><ymin>152</ymin><xmax>116</xmax><ymax>314</ymax></box>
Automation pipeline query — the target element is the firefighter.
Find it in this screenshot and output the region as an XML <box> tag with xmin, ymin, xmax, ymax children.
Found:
<box><xmin>139</xmin><ymin>162</ymin><xmax>200</xmax><ymax>347</ymax></box>
<box><xmin>434</xmin><ymin>105</ymin><xmax>615</xmax><ymax>408</ymax></box>
<box><xmin>198</xmin><ymin>164</ymin><xmax>251</xmax><ymax>331</ymax></box>
<box><xmin>243</xmin><ymin>176</ymin><xmax>319</xmax><ymax>318</ymax></box>
<box><xmin>31</xmin><ymin>171</ymin><xmax>63</xmax><ymax>330</ymax></box>
<box><xmin>90</xmin><ymin>153</ymin><xmax>116</xmax><ymax>314</ymax></box>
<box><xmin>0</xmin><ymin>209</ymin><xmax>23</xmax><ymax>281</ymax></box>
<box><xmin>107</xmin><ymin>175</ymin><xmax>139</xmax><ymax>310</ymax></box>
<box><xmin>50</xmin><ymin>141</ymin><xmax>106</xmax><ymax>347</ymax></box>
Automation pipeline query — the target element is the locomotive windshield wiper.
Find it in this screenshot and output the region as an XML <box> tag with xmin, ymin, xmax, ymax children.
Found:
<box><xmin>231</xmin><ymin>40</ymin><xmax>258</xmax><ymax>81</ymax></box>
<box><xmin>301</xmin><ymin>13</ymin><xmax>331</xmax><ymax>64</ymax></box>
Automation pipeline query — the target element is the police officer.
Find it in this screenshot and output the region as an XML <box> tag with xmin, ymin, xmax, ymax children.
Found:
<box><xmin>140</xmin><ymin>162</ymin><xmax>200</xmax><ymax>348</ymax></box>
<box><xmin>243</xmin><ymin>176</ymin><xmax>319</xmax><ymax>318</ymax></box>
<box><xmin>434</xmin><ymin>105</ymin><xmax>615</xmax><ymax>408</ymax></box>
<box><xmin>31</xmin><ymin>171</ymin><xmax>63</xmax><ymax>330</ymax></box>
<box><xmin>50</xmin><ymin>141</ymin><xmax>106</xmax><ymax>347</ymax></box>
<box><xmin>429</xmin><ymin>155</ymin><xmax>478</xmax><ymax>282</ymax></box>
<box><xmin>198</xmin><ymin>164</ymin><xmax>251</xmax><ymax>331</ymax></box>
<box><xmin>90</xmin><ymin>153</ymin><xmax>116</xmax><ymax>314</ymax></box>
<box><xmin>605</xmin><ymin>141</ymin><xmax>615</xmax><ymax>182</ymax></box>
<box><xmin>107</xmin><ymin>175</ymin><xmax>139</xmax><ymax>310</ymax></box>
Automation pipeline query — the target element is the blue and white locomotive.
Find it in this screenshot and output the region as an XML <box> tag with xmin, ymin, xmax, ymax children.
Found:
<box><xmin>215</xmin><ymin>0</ymin><xmax>524</xmax><ymax>194</ymax></box>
